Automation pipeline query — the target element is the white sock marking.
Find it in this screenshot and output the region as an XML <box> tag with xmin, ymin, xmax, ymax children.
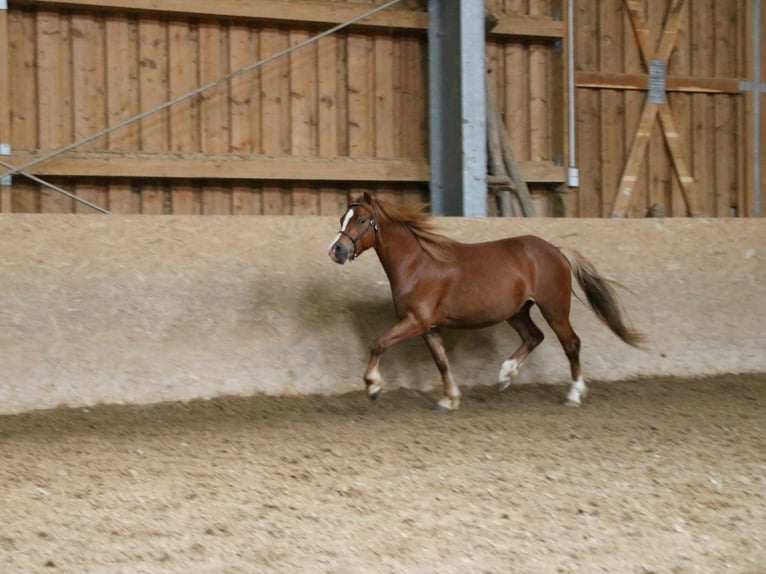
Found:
<box><xmin>566</xmin><ymin>376</ymin><xmax>587</xmax><ymax>404</ymax></box>
<box><xmin>499</xmin><ymin>358</ymin><xmax>520</xmax><ymax>382</ymax></box>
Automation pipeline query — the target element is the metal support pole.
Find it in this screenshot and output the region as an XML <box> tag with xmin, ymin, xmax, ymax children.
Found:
<box><xmin>751</xmin><ymin>0</ymin><xmax>762</xmax><ymax>216</ymax></box>
<box><xmin>428</xmin><ymin>0</ymin><xmax>487</xmax><ymax>216</ymax></box>
<box><xmin>0</xmin><ymin>0</ymin><xmax>11</xmax><ymax>210</ymax></box>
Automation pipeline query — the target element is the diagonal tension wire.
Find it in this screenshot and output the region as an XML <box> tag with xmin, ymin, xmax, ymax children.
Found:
<box><xmin>0</xmin><ymin>0</ymin><xmax>404</xmax><ymax>206</ymax></box>
<box><xmin>0</xmin><ymin>158</ymin><xmax>111</xmax><ymax>214</ymax></box>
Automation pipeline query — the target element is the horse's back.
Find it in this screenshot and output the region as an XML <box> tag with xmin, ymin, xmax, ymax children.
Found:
<box><xmin>451</xmin><ymin>234</ymin><xmax>569</xmax><ymax>288</ymax></box>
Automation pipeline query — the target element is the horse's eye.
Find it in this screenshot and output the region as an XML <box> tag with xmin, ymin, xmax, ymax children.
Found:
<box><xmin>357</xmin><ymin>217</ymin><xmax>366</xmax><ymax>225</ymax></box>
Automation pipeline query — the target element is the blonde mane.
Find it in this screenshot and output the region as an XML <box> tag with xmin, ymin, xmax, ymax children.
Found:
<box><xmin>368</xmin><ymin>197</ymin><xmax>456</xmax><ymax>262</ymax></box>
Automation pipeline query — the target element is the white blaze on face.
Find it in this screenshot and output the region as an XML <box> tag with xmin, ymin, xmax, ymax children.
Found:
<box><xmin>329</xmin><ymin>207</ymin><xmax>356</xmax><ymax>252</ymax></box>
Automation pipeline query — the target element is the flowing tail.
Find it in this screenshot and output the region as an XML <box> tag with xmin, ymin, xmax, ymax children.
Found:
<box><xmin>563</xmin><ymin>249</ymin><xmax>646</xmax><ymax>348</ymax></box>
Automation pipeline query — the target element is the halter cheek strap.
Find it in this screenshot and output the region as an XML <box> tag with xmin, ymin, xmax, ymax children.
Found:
<box><xmin>336</xmin><ymin>202</ymin><xmax>379</xmax><ymax>261</ymax></box>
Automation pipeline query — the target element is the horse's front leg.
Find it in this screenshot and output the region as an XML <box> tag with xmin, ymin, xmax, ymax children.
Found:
<box><xmin>423</xmin><ymin>328</ymin><xmax>461</xmax><ymax>412</ymax></box>
<box><xmin>364</xmin><ymin>314</ymin><xmax>425</xmax><ymax>401</ymax></box>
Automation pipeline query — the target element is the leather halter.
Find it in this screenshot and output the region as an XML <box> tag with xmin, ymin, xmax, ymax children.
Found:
<box><xmin>336</xmin><ymin>202</ymin><xmax>379</xmax><ymax>261</ymax></box>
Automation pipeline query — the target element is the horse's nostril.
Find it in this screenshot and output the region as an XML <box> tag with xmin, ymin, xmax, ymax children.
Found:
<box><xmin>334</xmin><ymin>244</ymin><xmax>341</xmax><ymax>253</ymax></box>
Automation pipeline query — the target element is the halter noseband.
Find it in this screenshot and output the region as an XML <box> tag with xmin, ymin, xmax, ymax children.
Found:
<box><xmin>337</xmin><ymin>202</ymin><xmax>379</xmax><ymax>261</ymax></box>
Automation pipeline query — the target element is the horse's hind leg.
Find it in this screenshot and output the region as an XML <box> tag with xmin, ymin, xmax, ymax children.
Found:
<box><xmin>540</xmin><ymin>308</ymin><xmax>586</xmax><ymax>406</ymax></box>
<box><xmin>423</xmin><ymin>328</ymin><xmax>461</xmax><ymax>412</ymax></box>
<box><xmin>498</xmin><ymin>301</ymin><xmax>545</xmax><ymax>391</ymax></box>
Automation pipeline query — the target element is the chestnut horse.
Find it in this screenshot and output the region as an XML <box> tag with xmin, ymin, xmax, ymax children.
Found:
<box><xmin>328</xmin><ymin>192</ymin><xmax>644</xmax><ymax>412</ymax></box>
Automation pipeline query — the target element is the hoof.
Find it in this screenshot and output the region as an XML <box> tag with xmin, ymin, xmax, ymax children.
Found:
<box><xmin>497</xmin><ymin>380</ymin><xmax>511</xmax><ymax>392</ymax></box>
<box><xmin>432</xmin><ymin>403</ymin><xmax>454</xmax><ymax>413</ymax></box>
<box><xmin>564</xmin><ymin>399</ymin><xmax>582</xmax><ymax>408</ymax></box>
<box><xmin>433</xmin><ymin>396</ymin><xmax>460</xmax><ymax>413</ymax></box>
<box><xmin>366</xmin><ymin>382</ymin><xmax>383</xmax><ymax>402</ymax></box>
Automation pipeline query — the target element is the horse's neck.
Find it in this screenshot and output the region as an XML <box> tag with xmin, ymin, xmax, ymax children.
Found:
<box><xmin>374</xmin><ymin>221</ymin><xmax>425</xmax><ymax>285</ymax></box>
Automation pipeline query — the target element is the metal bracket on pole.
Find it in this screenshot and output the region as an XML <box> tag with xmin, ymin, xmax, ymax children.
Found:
<box><xmin>0</xmin><ymin>144</ymin><xmax>10</xmax><ymax>186</ymax></box>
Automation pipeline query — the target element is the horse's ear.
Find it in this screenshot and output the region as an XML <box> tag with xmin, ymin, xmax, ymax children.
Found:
<box><xmin>363</xmin><ymin>191</ymin><xmax>373</xmax><ymax>205</ymax></box>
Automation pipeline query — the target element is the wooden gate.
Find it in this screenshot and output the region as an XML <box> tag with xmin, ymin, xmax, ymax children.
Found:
<box><xmin>571</xmin><ymin>0</ymin><xmax>757</xmax><ymax>217</ymax></box>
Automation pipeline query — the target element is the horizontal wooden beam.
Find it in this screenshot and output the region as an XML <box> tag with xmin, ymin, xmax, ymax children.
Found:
<box><xmin>575</xmin><ymin>71</ymin><xmax>743</xmax><ymax>94</ymax></box>
<box><xmin>8</xmin><ymin>152</ymin><xmax>429</xmax><ymax>182</ymax></box>
<box><xmin>6</xmin><ymin>151</ymin><xmax>566</xmax><ymax>183</ymax></box>
<box><xmin>489</xmin><ymin>15</ymin><xmax>564</xmax><ymax>39</ymax></box>
<box><xmin>12</xmin><ymin>0</ymin><xmax>562</xmax><ymax>38</ymax></box>
<box><xmin>12</xmin><ymin>0</ymin><xmax>428</xmax><ymax>29</ymax></box>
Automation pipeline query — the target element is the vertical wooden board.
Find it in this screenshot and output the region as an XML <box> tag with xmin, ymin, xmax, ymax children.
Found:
<box><xmin>621</xmin><ymin>5</ymin><xmax>650</xmax><ymax>214</ymax></box>
<box><xmin>8</xmin><ymin>8</ymin><xmax>37</xmax><ymax>150</ymax></box>
<box><xmin>229</xmin><ymin>24</ymin><xmax>259</xmax><ymax>215</ymax></box>
<box><xmin>335</xmin><ymin>32</ymin><xmax>350</xmax><ymax>157</ymax></box>
<box><xmin>316</xmin><ymin>34</ymin><xmax>346</xmax><ymax>215</ymax></box>
<box><xmin>232</xmin><ymin>181</ymin><xmax>259</xmax><ymax>215</ymax></box>
<box><xmin>138</xmin><ymin>17</ymin><xmax>169</xmax><ymax>152</ymax></box>
<box><xmin>72</xmin><ymin>12</ymin><xmax>107</xmax><ymax>213</ymax></box>
<box><xmin>259</xmin><ymin>26</ymin><xmax>290</xmax><ymax>156</ymax></box>
<box><xmin>398</xmin><ymin>33</ymin><xmax>426</xmax><ymax>159</ymax></box>
<box><xmin>599</xmin><ymin>2</ymin><xmax>624</xmax><ymax>216</ymax></box>
<box><xmin>374</xmin><ymin>32</ymin><xmax>395</xmax><ymax>158</ymax></box>
<box><xmin>106</xmin><ymin>14</ymin><xmax>140</xmax><ymax>213</ymax></box>
<box><xmin>289</xmin><ymin>28</ymin><xmax>317</xmax><ymax>157</ymax></box>
<box><xmin>262</xmin><ymin>183</ymin><xmax>287</xmax><ymax>215</ymax></box>
<box><xmin>690</xmin><ymin>0</ymin><xmax>714</xmax><ymax>216</ymax></box>
<box><xmin>372</xmin><ymin>31</ymin><xmax>397</xmax><ymax>207</ymax></box>
<box><xmin>36</xmin><ymin>10</ymin><xmax>73</xmax><ymax>213</ymax></box>
<box><xmin>639</xmin><ymin>0</ymin><xmax>665</xmax><ymax>218</ymax></box>
<box><xmin>528</xmin><ymin>0</ymin><xmax>550</xmax><ymax>163</ymax></box>
<box><xmin>72</xmin><ymin>13</ymin><xmax>106</xmax><ymax>152</ymax></box>
<box><xmin>229</xmin><ymin>22</ymin><xmax>256</xmax><ymax>154</ymax></box>
<box><xmin>138</xmin><ymin>17</ymin><xmax>168</xmax><ymax>214</ymax></box>
<box><xmin>712</xmin><ymin>93</ymin><xmax>737</xmax><ymax>216</ymax></box>
<box><xmin>168</xmin><ymin>20</ymin><xmax>198</xmax><ymax>154</ymax></box>
<box><xmin>744</xmin><ymin>0</ymin><xmax>757</xmax><ymax>216</ymax></box>
<box><xmin>570</xmin><ymin>0</ymin><xmax>598</xmax><ymax>216</ymax></box>
<box><xmin>290</xmin><ymin>183</ymin><xmax>319</xmax><ymax>214</ymax></box>
<box><xmin>347</xmin><ymin>31</ymin><xmax>373</xmax><ymax>158</ymax></box>
<box><xmin>664</xmin><ymin>1</ymin><xmax>690</xmax><ymax>216</ymax></box>
<box><xmin>199</xmin><ymin>20</ymin><xmax>231</xmax><ymax>215</ymax></box>
<box><xmin>106</xmin><ymin>178</ymin><xmax>139</xmax><ymax>215</ymax></box>
<box><xmin>200</xmin><ymin>182</ymin><xmax>232</xmax><ymax>215</ymax></box>
<box><xmin>574</xmin><ymin>89</ymin><xmax>601</xmax><ymax>217</ymax></box>
<box><xmin>6</xmin><ymin>9</ymin><xmax>36</xmax><ymax>211</ymax></box>
<box><xmin>317</xmin><ymin>34</ymin><xmax>339</xmax><ymax>158</ymax></box>
<box><xmin>259</xmin><ymin>26</ymin><xmax>290</xmax><ymax>213</ymax></box>
<box><xmin>290</xmin><ymin>28</ymin><xmax>319</xmax><ymax>215</ymax></box>
<box><xmin>504</xmin><ymin>51</ymin><xmax>529</xmax><ymax>157</ymax></box>
<box><xmin>390</xmin><ymin>34</ymin><xmax>404</xmax><ymax>163</ymax></box>
<box><xmin>167</xmin><ymin>20</ymin><xmax>200</xmax><ymax>214</ymax></box>
<box><xmin>10</xmin><ymin>181</ymin><xmax>41</xmax><ymax>213</ymax></box>
<box><xmin>319</xmin><ymin>186</ymin><xmax>347</xmax><ymax>215</ymax></box>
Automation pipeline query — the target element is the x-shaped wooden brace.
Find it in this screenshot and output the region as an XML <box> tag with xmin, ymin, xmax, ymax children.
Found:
<box><xmin>611</xmin><ymin>0</ymin><xmax>705</xmax><ymax>217</ymax></box>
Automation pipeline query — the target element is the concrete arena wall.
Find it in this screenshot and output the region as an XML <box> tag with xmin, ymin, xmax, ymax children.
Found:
<box><xmin>1</xmin><ymin>215</ymin><xmax>764</xmax><ymax>415</ymax></box>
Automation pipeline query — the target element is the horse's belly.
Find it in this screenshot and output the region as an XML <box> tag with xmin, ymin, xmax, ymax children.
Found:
<box><xmin>440</xmin><ymin>282</ymin><xmax>529</xmax><ymax>329</ymax></box>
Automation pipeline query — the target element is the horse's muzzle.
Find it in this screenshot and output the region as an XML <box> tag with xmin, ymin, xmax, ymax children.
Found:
<box><xmin>329</xmin><ymin>241</ymin><xmax>349</xmax><ymax>264</ymax></box>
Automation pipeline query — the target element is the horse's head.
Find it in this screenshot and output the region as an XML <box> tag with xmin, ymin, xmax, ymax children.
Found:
<box><xmin>328</xmin><ymin>192</ymin><xmax>379</xmax><ymax>264</ymax></box>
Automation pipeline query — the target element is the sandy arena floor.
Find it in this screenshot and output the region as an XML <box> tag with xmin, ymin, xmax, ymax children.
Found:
<box><xmin>1</xmin><ymin>375</ymin><xmax>764</xmax><ymax>574</ymax></box>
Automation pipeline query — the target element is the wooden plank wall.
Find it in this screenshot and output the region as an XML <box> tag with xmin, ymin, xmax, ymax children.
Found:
<box><xmin>4</xmin><ymin>1</ymin><xmax>430</xmax><ymax>214</ymax></box>
<box><xmin>572</xmin><ymin>0</ymin><xmax>751</xmax><ymax>217</ymax></box>
<box><xmin>2</xmin><ymin>0</ymin><xmax>755</xmax><ymax>217</ymax></box>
